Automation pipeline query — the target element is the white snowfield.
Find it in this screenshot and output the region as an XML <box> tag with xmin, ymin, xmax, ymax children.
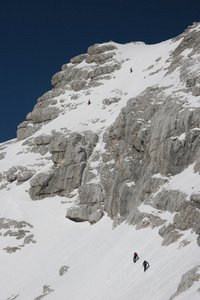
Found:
<box><xmin>0</xmin><ymin>24</ymin><xmax>200</xmax><ymax>300</ymax></box>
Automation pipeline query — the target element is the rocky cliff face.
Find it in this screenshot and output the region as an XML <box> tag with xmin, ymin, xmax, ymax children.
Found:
<box><xmin>17</xmin><ymin>43</ymin><xmax>120</xmax><ymax>141</ymax></box>
<box><xmin>10</xmin><ymin>22</ymin><xmax>200</xmax><ymax>246</ymax></box>
<box><xmin>1</xmin><ymin>22</ymin><xmax>200</xmax><ymax>300</ymax></box>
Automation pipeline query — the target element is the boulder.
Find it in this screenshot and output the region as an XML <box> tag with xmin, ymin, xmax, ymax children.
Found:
<box><xmin>17</xmin><ymin>170</ymin><xmax>35</xmax><ymax>183</ymax></box>
<box><xmin>66</xmin><ymin>205</ymin><xmax>91</xmax><ymax>222</ymax></box>
<box><xmin>66</xmin><ymin>204</ymin><xmax>103</xmax><ymax>224</ymax></box>
<box><xmin>24</xmin><ymin>234</ymin><xmax>36</xmax><ymax>244</ymax></box>
<box><xmin>59</xmin><ymin>265</ymin><xmax>69</xmax><ymax>276</ymax></box>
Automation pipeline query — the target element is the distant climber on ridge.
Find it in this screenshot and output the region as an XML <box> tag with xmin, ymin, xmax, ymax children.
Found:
<box><xmin>88</xmin><ymin>99</ymin><xmax>91</xmax><ymax>105</ymax></box>
<box><xmin>143</xmin><ymin>260</ymin><xmax>149</xmax><ymax>272</ymax></box>
<box><xmin>133</xmin><ymin>252</ymin><xmax>139</xmax><ymax>263</ymax></box>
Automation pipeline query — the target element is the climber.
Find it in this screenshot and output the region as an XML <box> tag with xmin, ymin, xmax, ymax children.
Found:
<box><xmin>143</xmin><ymin>260</ymin><xmax>150</xmax><ymax>272</ymax></box>
<box><xmin>133</xmin><ymin>252</ymin><xmax>139</xmax><ymax>263</ymax></box>
<box><xmin>88</xmin><ymin>99</ymin><xmax>91</xmax><ymax>105</ymax></box>
<box><xmin>130</xmin><ymin>68</ymin><xmax>133</xmax><ymax>73</ymax></box>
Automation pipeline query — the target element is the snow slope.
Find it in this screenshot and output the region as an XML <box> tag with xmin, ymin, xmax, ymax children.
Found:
<box><xmin>0</xmin><ymin>24</ymin><xmax>200</xmax><ymax>300</ymax></box>
<box><xmin>0</xmin><ymin>191</ymin><xmax>200</xmax><ymax>300</ymax></box>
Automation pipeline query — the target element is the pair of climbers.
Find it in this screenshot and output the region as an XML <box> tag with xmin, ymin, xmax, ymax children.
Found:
<box><xmin>133</xmin><ymin>252</ymin><xmax>150</xmax><ymax>272</ymax></box>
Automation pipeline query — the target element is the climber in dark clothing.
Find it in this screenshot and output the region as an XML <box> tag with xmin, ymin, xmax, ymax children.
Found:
<box><xmin>143</xmin><ymin>260</ymin><xmax>149</xmax><ymax>272</ymax></box>
<box><xmin>88</xmin><ymin>99</ymin><xmax>91</xmax><ymax>105</ymax></box>
<box><xmin>133</xmin><ymin>252</ymin><xmax>139</xmax><ymax>263</ymax></box>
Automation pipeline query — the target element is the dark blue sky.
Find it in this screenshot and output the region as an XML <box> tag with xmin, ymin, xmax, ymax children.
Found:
<box><xmin>1</xmin><ymin>0</ymin><xmax>199</xmax><ymax>143</ymax></box>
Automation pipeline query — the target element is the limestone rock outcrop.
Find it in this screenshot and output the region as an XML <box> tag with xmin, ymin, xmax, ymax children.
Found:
<box><xmin>169</xmin><ymin>266</ymin><xmax>200</xmax><ymax>300</ymax></box>
<box><xmin>6</xmin><ymin>166</ymin><xmax>35</xmax><ymax>184</ymax></box>
<box><xmin>17</xmin><ymin>43</ymin><xmax>121</xmax><ymax>141</ymax></box>
<box><xmin>30</xmin><ymin>131</ymin><xmax>98</xmax><ymax>200</ymax></box>
<box><xmin>0</xmin><ymin>218</ymin><xmax>35</xmax><ymax>253</ymax></box>
<box><xmin>15</xmin><ymin>23</ymin><xmax>200</xmax><ymax>242</ymax></box>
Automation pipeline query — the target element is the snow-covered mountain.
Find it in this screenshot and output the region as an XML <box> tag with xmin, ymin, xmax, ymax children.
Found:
<box><xmin>1</xmin><ymin>22</ymin><xmax>200</xmax><ymax>300</ymax></box>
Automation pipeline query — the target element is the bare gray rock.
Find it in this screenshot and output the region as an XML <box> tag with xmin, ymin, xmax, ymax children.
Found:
<box><xmin>88</xmin><ymin>210</ymin><xmax>104</xmax><ymax>224</ymax></box>
<box><xmin>159</xmin><ymin>224</ymin><xmax>183</xmax><ymax>246</ymax></box>
<box><xmin>4</xmin><ymin>229</ymin><xmax>30</xmax><ymax>240</ymax></box>
<box><xmin>17</xmin><ymin>121</ymin><xmax>42</xmax><ymax>141</ymax></box>
<box><xmin>59</xmin><ymin>265</ymin><xmax>69</xmax><ymax>276</ymax></box>
<box><xmin>78</xmin><ymin>183</ymin><xmax>103</xmax><ymax>206</ymax></box>
<box><xmin>34</xmin><ymin>285</ymin><xmax>54</xmax><ymax>300</ymax></box>
<box><xmin>197</xmin><ymin>235</ymin><xmax>200</xmax><ymax>247</ymax></box>
<box><xmin>102</xmin><ymin>97</ymin><xmax>121</xmax><ymax>106</ymax></box>
<box><xmin>192</xmin><ymin>84</ymin><xmax>200</xmax><ymax>96</ymax></box>
<box><xmin>0</xmin><ymin>172</ymin><xmax>3</xmax><ymax>182</ymax></box>
<box><xmin>66</xmin><ymin>184</ymin><xmax>104</xmax><ymax>224</ymax></box>
<box><xmin>88</xmin><ymin>63</ymin><xmax>121</xmax><ymax>79</ymax></box>
<box><xmin>6</xmin><ymin>167</ymin><xmax>35</xmax><ymax>183</ymax></box>
<box><xmin>66</xmin><ymin>204</ymin><xmax>103</xmax><ymax>223</ymax></box>
<box><xmin>16</xmin><ymin>41</ymin><xmax>121</xmax><ymax>141</ymax></box>
<box><xmin>66</xmin><ymin>205</ymin><xmax>90</xmax><ymax>222</ymax></box>
<box><xmin>0</xmin><ymin>152</ymin><xmax>6</xmax><ymax>159</ymax></box>
<box><xmin>186</xmin><ymin>77</ymin><xmax>196</xmax><ymax>88</ymax></box>
<box><xmin>70</xmin><ymin>80</ymin><xmax>87</xmax><ymax>91</ymax></box>
<box><xmin>7</xmin><ymin>172</ymin><xmax>17</xmax><ymax>182</ymax></box>
<box><xmin>37</xmin><ymin>89</ymin><xmax>64</xmax><ymax>102</ymax></box>
<box><xmin>97</xmin><ymin>78</ymin><xmax>200</xmax><ymax>244</ymax></box>
<box><xmin>34</xmin><ymin>135</ymin><xmax>52</xmax><ymax>145</ymax></box>
<box><xmin>85</xmin><ymin>52</ymin><xmax>114</xmax><ymax>64</ymax></box>
<box><xmin>30</xmin><ymin>107</ymin><xmax>60</xmax><ymax>123</ymax></box>
<box><xmin>0</xmin><ymin>218</ymin><xmax>35</xmax><ymax>253</ymax></box>
<box><xmin>191</xmin><ymin>193</ymin><xmax>200</xmax><ymax>207</ymax></box>
<box><xmin>24</xmin><ymin>234</ymin><xmax>36</xmax><ymax>244</ymax></box>
<box><xmin>173</xmin><ymin>206</ymin><xmax>200</xmax><ymax>234</ymax></box>
<box><xmin>51</xmin><ymin>70</ymin><xmax>72</xmax><ymax>88</ymax></box>
<box><xmin>29</xmin><ymin>171</ymin><xmax>54</xmax><ymax>200</ymax></box>
<box><xmin>29</xmin><ymin>132</ymin><xmax>98</xmax><ymax>200</ymax></box>
<box><xmin>70</xmin><ymin>53</ymin><xmax>87</xmax><ymax>64</ymax></box>
<box><xmin>169</xmin><ymin>266</ymin><xmax>200</xmax><ymax>300</ymax></box>
<box><xmin>17</xmin><ymin>169</ymin><xmax>35</xmax><ymax>183</ymax></box>
<box><xmin>172</xmin><ymin>23</ymin><xmax>200</xmax><ymax>56</ymax></box>
<box><xmin>3</xmin><ymin>246</ymin><xmax>21</xmax><ymax>254</ymax></box>
<box><xmin>87</xmin><ymin>43</ymin><xmax>117</xmax><ymax>55</ymax></box>
<box><xmin>15</xmin><ymin>25</ymin><xmax>200</xmax><ymax>249</ymax></box>
<box><xmin>0</xmin><ymin>218</ymin><xmax>33</xmax><ymax>230</ymax></box>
